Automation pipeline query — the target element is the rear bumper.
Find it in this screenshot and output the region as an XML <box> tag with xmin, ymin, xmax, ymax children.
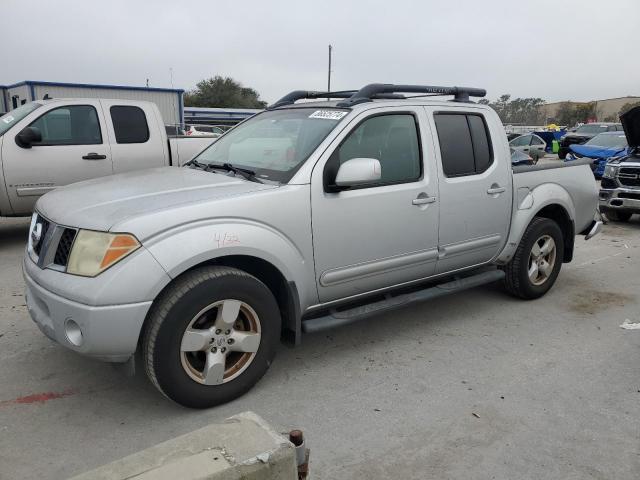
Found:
<box><xmin>599</xmin><ymin>187</ymin><xmax>640</xmax><ymax>213</ymax></box>
<box><xmin>24</xmin><ymin>261</ymin><xmax>151</xmax><ymax>362</ymax></box>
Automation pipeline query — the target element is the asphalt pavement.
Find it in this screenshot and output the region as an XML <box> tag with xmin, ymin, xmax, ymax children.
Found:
<box><xmin>1</xmin><ymin>213</ymin><xmax>639</xmax><ymax>480</ymax></box>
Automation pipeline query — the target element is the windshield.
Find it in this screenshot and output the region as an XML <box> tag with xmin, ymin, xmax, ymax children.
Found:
<box><xmin>585</xmin><ymin>133</ymin><xmax>628</xmax><ymax>148</ymax></box>
<box><xmin>575</xmin><ymin>124</ymin><xmax>610</xmax><ymax>134</ymax></box>
<box><xmin>0</xmin><ymin>102</ymin><xmax>41</xmax><ymax>137</ymax></box>
<box><xmin>192</xmin><ymin>108</ymin><xmax>349</xmax><ymax>183</ymax></box>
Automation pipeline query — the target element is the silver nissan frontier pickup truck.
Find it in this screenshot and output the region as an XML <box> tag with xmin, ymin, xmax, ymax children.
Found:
<box><xmin>23</xmin><ymin>84</ymin><xmax>602</xmax><ymax>408</ymax></box>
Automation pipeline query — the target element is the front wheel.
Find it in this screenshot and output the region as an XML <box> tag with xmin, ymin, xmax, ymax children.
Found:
<box><xmin>142</xmin><ymin>266</ymin><xmax>281</xmax><ymax>409</ymax></box>
<box><xmin>503</xmin><ymin>217</ymin><xmax>564</xmax><ymax>299</ymax></box>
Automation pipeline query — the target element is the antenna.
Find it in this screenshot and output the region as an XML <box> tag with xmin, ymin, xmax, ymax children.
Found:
<box><xmin>327</xmin><ymin>45</ymin><xmax>332</xmax><ymax>100</ymax></box>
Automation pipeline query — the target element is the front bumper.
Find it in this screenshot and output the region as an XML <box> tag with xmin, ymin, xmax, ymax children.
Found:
<box><xmin>24</xmin><ymin>259</ymin><xmax>153</xmax><ymax>363</ymax></box>
<box><xmin>599</xmin><ymin>187</ymin><xmax>640</xmax><ymax>213</ymax></box>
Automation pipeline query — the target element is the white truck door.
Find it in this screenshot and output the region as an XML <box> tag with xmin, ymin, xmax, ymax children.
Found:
<box><xmin>1</xmin><ymin>100</ymin><xmax>112</xmax><ymax>215</ymax></box>
<box><xmin>100</xmin><ymin>100</ymin><xmax>169</xmax><ymax>173</ymax></box>
<box><xmin>311</xmin><ymin>107</ymin><xmax>440</xmax><ymax>303</ymax></box>
<box><xmin>428</xmin><ymin>107</ymin><xmax>512</xmax><ymax>274</ymax></box>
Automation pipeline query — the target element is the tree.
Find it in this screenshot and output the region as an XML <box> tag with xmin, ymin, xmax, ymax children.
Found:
<box><xmin>554</xmin><ymin>101</ymin><xmax>597</xmax><ymax>127</ymax></box>
<box><xmin>555</xmin><ymin>102</ymin><xmax>577</xmax><ymax>126</ymax></box>
<box><xmin>184</xmin><ymin>76</ymin><xmax>267</xmax><ymax>109</ymax></box>
<box><xmin>483</xmin><ymin>94</ymin><xmax>545</xmax><ymax>125</ymax></box>
<box><xmin>619</xmin><ymin>100</ymin><xmax>640</xmax><ymax>116</ymax></box>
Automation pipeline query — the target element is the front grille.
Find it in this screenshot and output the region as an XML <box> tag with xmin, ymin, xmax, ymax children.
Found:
<box><xmin>54</xmin><ymin>228</ymin><xmax>77</xmax><ymax>266</ymax></box>
<box><xmin>32</xmin><ymin>216</ymin><xmax>50</xmax><ymax>256</ymax></box>
<box><xmin>618</xmin><ymin>167</ymin><xmax>640</xmax><ymax>187</ymax></box>
<box><xmin>30</xmin><ymin>213</ymin><xmax>78</xmax><ymax>270</ymax></box>
<box><xmin>600</xmin><ymin>178</ymin><xmax>617</xmax><ymax>189</ymax></box>
<box><xmin>619</xmin><ymin>192</ymin><xmax>640</xmax><ymax>200</ymax></box>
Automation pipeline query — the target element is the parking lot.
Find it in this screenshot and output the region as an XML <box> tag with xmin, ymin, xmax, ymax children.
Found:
<box><xmin>0</xmin><ymin>211</ymin><xmax>638</xmax><ymax>479</ymax></box>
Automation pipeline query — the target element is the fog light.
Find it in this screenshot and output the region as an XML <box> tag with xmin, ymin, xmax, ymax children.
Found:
<box><xmin>65</xmin><ymin>318</ymin><xmax>83</xmax><ymax>346</ymax></box>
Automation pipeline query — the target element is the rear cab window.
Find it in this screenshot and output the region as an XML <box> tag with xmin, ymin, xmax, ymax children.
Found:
<box><xmin>110</xmin><ymin>105</ymin><xmax>150</xmax><ymax>144</ymax></box>
<box><xmin>434</xmin><ymin>112</ymin><xmax>493</xmax><ymax>177</ymax></box>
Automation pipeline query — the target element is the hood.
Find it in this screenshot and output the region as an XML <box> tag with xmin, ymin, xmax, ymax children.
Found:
<box><xmin>621</xmin><ymin>105</ymin><xmax>640</xmax><ymax>149</ymax></box>
<box><xmin>569</xmin><ymin>143</ymin><xmax>627</xmax><ymax>160</ymax></box>
<box><xmin>37</xmin><ymin>167</ymin><xmax>277</xmax><ymax>231</ymax></box>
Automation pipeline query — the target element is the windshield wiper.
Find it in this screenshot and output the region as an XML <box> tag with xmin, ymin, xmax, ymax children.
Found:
<box><xmin>185</xmin><ymin>159</ymin><xmax>209</xmax><ymax>169</ymax></box>
<box><xmin>206</xmin><ymin>163</ymin><xmax>264</xmax><ymax>183</ymax></box>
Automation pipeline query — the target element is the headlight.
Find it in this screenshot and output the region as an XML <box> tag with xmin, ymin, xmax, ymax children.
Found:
<box><xmin>67</xmin><ymin>230</ymin><xmax>140</xmax><ymax>277</ymax></box>
<box><xmin>603</xmin><ymin>164</ymin><xmax>617</xmax><ymax>179</ymax></box>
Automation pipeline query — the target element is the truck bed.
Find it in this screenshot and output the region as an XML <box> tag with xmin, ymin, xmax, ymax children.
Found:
<box><xmin>512</xmin><ymin>157</ymin><xmax>592</xmax><ymax>173</ymax></box>
<box><xmin>512</xmin><ymin>158</ymin><xmax>597</xmax><ymax>236</ymax></box>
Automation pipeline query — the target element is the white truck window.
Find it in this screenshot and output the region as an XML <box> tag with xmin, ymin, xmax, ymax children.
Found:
<box><xmin>110</xmin><ymin>105</ymin><xmax>150</xmax><ymax>144</ymax></box>
<box><xmin>29</xmin><ymin>105</ymin><xmax>102</xmax><ymax>146</ymax></box>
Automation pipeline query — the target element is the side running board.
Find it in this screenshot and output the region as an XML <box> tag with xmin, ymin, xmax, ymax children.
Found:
<box><xmin>302</xmin><ymin>269</ymin><xmax>505</xmax><ymax>334</ymax></box>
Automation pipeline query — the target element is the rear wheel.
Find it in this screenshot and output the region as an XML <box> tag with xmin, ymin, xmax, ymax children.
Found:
<box><xmin>504</xmin><ymin>217</ymin><xmax>564</xmax><ymax>299</ymax></box>
<box><xmin>602</xmin><ymin>208</ymin><xmax>632</xmax><ymax>222</ymax></box>
<box><xmin>142</xmin><ymin>266</ymin><xmax>280</xmax><ymax>409</ymax></box>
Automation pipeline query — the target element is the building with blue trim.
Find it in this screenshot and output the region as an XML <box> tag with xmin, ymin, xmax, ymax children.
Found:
<box><xmin>0</xmin><ymin>80</ymin><xmax>184</xmax><ymax>125</ymax></box>
<box><xmin>183</xmin><ymin>106</ymin><xmax>261</xmax><ymax>127</ymax></box>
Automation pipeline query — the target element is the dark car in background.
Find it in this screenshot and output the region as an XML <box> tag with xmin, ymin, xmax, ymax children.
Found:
<box><xmin>558</xmin><ymin>122</ymin><xmax>623</xmax><ymax>159</ymax></box>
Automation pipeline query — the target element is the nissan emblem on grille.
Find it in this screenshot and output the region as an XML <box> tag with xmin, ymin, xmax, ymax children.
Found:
<box><xmin>31</xmin><ymin>222</ymin><xmax>43</xmax><ymax>247</ymax></box>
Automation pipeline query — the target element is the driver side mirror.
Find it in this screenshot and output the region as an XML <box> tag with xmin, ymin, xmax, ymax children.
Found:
<box><xmin>15</xmin><ymin>126</ymin><xmax>42</xmax><ymax>149</ymax></box>
<box><xmin>334</xmin><ymin>158</ymin><xmax>382</xmax><ymax>188</ymax></box>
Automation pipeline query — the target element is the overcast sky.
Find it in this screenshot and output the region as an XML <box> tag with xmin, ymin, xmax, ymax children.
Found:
<box><xmin>2</xmin><ymin>0</ymin><xmax>638</xmax><ymax>104</ymax></box>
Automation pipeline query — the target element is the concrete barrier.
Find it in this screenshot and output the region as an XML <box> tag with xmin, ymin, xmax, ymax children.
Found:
<box><xmin>69</xmin><ymin>411</ymin><xmax>299</xmax><ymax>480</ymax></box>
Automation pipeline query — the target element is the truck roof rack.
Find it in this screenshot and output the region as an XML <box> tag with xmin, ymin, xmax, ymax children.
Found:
<box><xmin>336</xmin><ymin>84</ymin><xmax>486</xmax><ymax>106</ymax></box>
<box><xmin>267</xmin><ymin>83</ymin><xmax>486</xmax><ymax>110</ymax></box>
<box><xmin>267</xmin><ymin>90</ymin><xmax>406</xmax><ymax>110</ymax></box>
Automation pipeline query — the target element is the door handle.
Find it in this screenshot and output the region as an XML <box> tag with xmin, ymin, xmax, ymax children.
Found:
<box><xmin>412</xmin><ymin>195</ymin><xmax>437</xmax><ymax>205</ymax></box>
<box><xmin>487</xmin><ymin>186</ymin><xmax>506</xmax><ymax>195</ymax></box>
<box><xmin>82</xmin><ymin>153</ymin><xmax>107</xmax><ymax>160</ymax></box>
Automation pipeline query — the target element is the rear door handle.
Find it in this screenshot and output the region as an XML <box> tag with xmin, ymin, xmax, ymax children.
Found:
<box><xmin>412</xmin><ymin>195</ymin><xmax>437</xmax><ymax>205</ymax></box>
<box><xmin>487</xmin><ymin>186</ymin><xmax>506</xmax><ymax>195</ymax></box>
<box><xmin>82</xmin><ymin>153</ymin><xmax>107</xmax><ymax>160</ymax></box>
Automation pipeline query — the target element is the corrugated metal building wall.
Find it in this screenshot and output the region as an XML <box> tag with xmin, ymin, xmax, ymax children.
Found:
<box><xmin>0</xmin><ymin>81</ymin><xmax>184</xmax><ymax>125</ymax></box>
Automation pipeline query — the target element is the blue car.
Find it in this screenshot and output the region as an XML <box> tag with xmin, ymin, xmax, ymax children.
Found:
<box><xmin>566</xmin><ymin>131</ymin><xmax>629</xmax><ymax>178</ymax></box>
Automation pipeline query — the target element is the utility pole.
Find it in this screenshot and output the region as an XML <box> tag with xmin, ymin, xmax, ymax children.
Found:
<box><xmin>327</xmin><ymin>44</ymin><xmax>332</xmax><ymax>97</ymax></box>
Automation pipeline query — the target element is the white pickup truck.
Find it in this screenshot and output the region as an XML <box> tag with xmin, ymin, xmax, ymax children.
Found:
<box><xmin>0</xmin><ymin>98</ymin><xmax>214</xmax><ymax>216</ymax></box>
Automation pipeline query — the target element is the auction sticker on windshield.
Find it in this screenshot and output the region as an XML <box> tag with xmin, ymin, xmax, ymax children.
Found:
<box><xmin>309</xmin><ymin>110</ymin><xmax>348</xmax><ymax>120</ymax></box>
<box><xmin>2</xmin><ymin>116</ymin><xmax>15</xmax><ymax>124</ymax></box>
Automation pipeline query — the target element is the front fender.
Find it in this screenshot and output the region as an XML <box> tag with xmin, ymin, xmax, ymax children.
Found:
<box><xmin>144</xmin><ymin>218</ymin><xmax>317</xmax><ymax>309</ymax></box>
<box><xmin>495</xmin><ymin>183</ymin><xmax>575</xmax><ymax>264</ymax></box>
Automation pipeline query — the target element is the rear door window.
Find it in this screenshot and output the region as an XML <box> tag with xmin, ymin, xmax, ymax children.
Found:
<box><xmin>110</xmin><ymin>106</ymin><xmax>149</xmax><ymax>144</ymax></box>
<box><xmin>435</xmin><ymin>113</ymin><xmax>496</xmax><ymax>177</ymax></box>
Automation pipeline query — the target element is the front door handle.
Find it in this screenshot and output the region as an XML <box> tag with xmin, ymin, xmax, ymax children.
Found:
<box><xmin>82</xmin><ymin>153</ymin><xmax>107</xmax><ymax>160</ymax></box>
<box><xmin>412</xmin><ymin>195</ymin><xmax>437</xmax><ymax>205</ymax></box>
<box><xmin>487</xmin><ymin>185</ymin><xmax>506</xmax><ymax>195</ymax></box>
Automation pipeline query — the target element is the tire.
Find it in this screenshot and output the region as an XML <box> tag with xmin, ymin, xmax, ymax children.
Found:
<box><xmin>503</xmin><ymin>217</ymin><xmax>564</xmax><ymax>299</ymax></box>
<box><xmin>602</xmin><ymin>208</ymin><xmax>632</xmax><ymax>223</ymax></box>
<box><xmin>142</xmin><ymin>266</ymin><xmax>281</xmax><ymax>409</ymax></box>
